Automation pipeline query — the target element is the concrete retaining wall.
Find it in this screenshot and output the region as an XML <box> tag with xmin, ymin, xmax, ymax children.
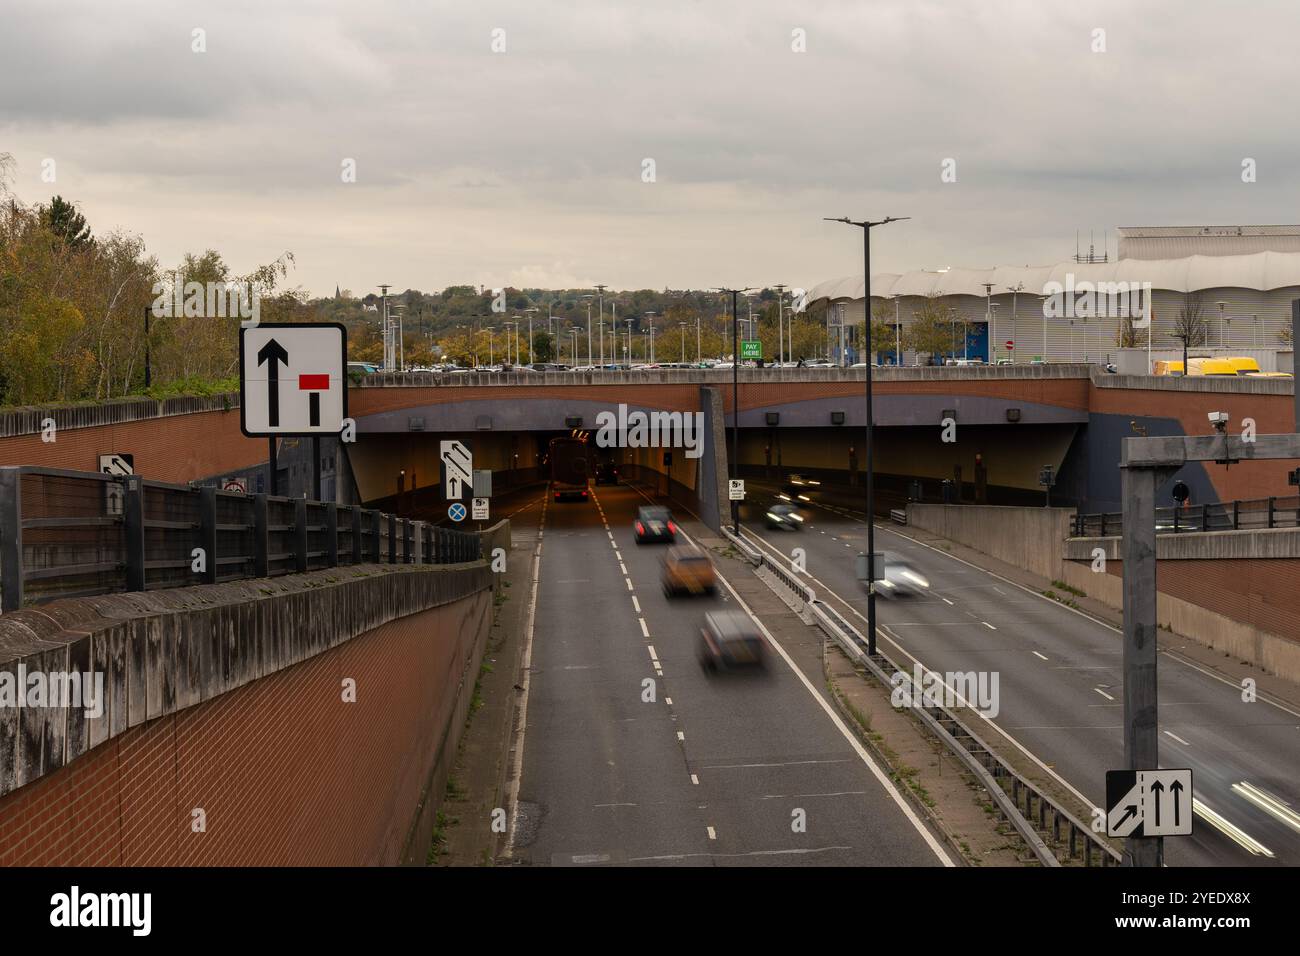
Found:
<box><xmin>906</xmin><ymin>504</ymin><xmax>1076</xmax><ymax>582</ymax></box>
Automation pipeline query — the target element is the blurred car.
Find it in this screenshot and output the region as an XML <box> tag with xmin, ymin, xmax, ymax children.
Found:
<box><xmin>873</xmin><ymin>552</ymin><xmax>931</xmax><ymax>597</ymax></box>
<box><xmin>764</xmin><ymin>503</ymin><xmax>804</xmax><ymax>529</ymax></box>
<box><xmin>661</xmin><ymin>544</ymin><xmax>716</xmax><ymax>596</ymax></box>
<box><xmin>698</xmin><ymin>610</ymin><xmax>767</xmax><ymax>673</ymax></box>
<box><xmin>594</xmin><ymin>461</ymin><xmax>619</xmax><ymax>485</ymax></box>
<box><xmin>634</xmin><ymin>505</ymin><xmax>676</xmax><ymax>543</ymax></box>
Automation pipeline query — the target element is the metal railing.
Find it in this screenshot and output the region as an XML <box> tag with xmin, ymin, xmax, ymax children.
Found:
<box><xmin>1073</xmin><ymin>495</ymin><xmax>1300</xmax><ymax>537</ymax></box>
<box><xmin>0</xmin><ymin>466</ymin><xmax>482</xmax><ymax>612</ymax></box>
<box><xmin>721</xmin><ymin>523</ymin><xmax>1121</xmax><ymax>867</ymax></box>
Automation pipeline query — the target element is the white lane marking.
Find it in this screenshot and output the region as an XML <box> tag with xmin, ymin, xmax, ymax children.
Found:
<box><xmin>677</xmin><ymin>731</ymin><xmax>685</xmax><ymax>741</ymax></box>
<box><xmin>707</xmin><ymin>541</ymin><xmax>954</xmax><ymax>865</ymax></box>
<box><xmin>504</xmin><ymin>506</ymin><xmax>545</xmax><ymax>859</ymax></box>
<box><xmin>941</xmin><ymin>597</ymin><xmax>954</xmax><ymax>606</ymax></box>
<box><xmin>690</xmin><ymin>773</ymin><xmax>699</xmax><ymax>785</ymax></box>
<box><xmin>665</xmin><ymin>697</ymin><xmax>672</xmax><ymax>705</ymax></box>
<box><xmin>1032</xmin><ymin>651</ymin><xmax>1049</xmax><ymax>661</ymax></box>
<box><xmin>626</xmin><ymin>579</ymin><xmax>633</xmax><ymax>591</ymax></box>
<box><xmin>646</xmin><ymin>642</ymin><xmax>657</xmax><ymax>661</ymax></box>
<box><xmin>982</xmin><ymin>621</ymin><xmax>997</xmax><ymax>630</ymax></box>
<box><xmin>619</xmin><ymin>562</ymin><xmax>628</xmax><ymax>575</ymax></box>
<box><xmin>706</xmin><ymin>826</ymin><xmax>716</xmax><ymax>840</ymax></box>
<box><xmin>1164</xmin><ymin>730</ymin><xmax>1191</xmax><ymax>746</ymax></box>
<box><xmin>632</xmin><ymin>596</ymin><xmax>641</xmax><ymax>614</ymax></box>
<box><xmin>1094</xmin><ymin>687</ymin><xmax>1115</xmax><ymax>701</ymax></box>
<box><xmin>737</xmin><ymin>524</ymin><xmax>1102</xmax><ymax>817</ymax></box>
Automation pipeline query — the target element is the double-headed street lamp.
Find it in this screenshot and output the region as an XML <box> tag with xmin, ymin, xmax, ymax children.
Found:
<box><xmin>716</xmin><ymin>287</ymin><xmax>754</xmax><ymax>531</ymax></box>
<box><xmin>824</xmin><ymin>215</ymin><xmax>909</xmax><ymax>656</ymax></box>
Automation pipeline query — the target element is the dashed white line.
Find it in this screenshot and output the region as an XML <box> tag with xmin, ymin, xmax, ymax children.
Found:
<box><xmin>677</xmin><ymin>731</ymin><xmax>685</xmax><ymax>741</ymax></box>
<box><xmin>982</xmin><ymin>621</ymin><xmax>997</xmax><ymax>630</ymax></box>
<box><xmin>1094</xmin><ymin>687</ymin><xmax>1116</xmax><ymax>701</ymax></box>
<box><xmin>706</xmin><ymin>826</ymin><xmax>716</xmax><ymax>840</ymax></box>
<box><xmin>941</xmin><ymin>597</ymin><xmax>954</xmax><ymax>606</ymax></box>
<box><xmin>1032</xmin><ymin>651</ymin><xmax>1049</xmax><ymax>661</ymax></box>
<box><xmin>1164</xmin><ymin>730</ymin><xmax>1191</xmax><ymax>746</ymax></box>
<box><xmin>632</xmin><ymin>596</ymin><xmax>641</xmax><ymax>614</ymax></box>
<box><xmin>690</xmin><ymin>773</ymin><xmax>699</xmax><ymax>785</ymax></box>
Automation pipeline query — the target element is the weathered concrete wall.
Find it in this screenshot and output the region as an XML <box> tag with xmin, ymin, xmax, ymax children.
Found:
<box><xmin>1059</xmin><ymin>560</ymin><xmax>1300</xmax><ymax>683</ymax></box>
<box><xmin>478</xmin><ymin>519</ymin><xmax>511</xmax><ymax>595</ymax></box>
<box><xmin>0</xmin><ymin>562</ymin><xmax>492</xmax><ymax>864</ymax></box>
<box><xmin>906</xmin><ymin>504</ymin><xmax>1076</xmax><ymax>582</ymax></box>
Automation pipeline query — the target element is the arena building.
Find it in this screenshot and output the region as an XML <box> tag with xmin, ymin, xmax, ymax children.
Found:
<box><xmin>803</xmin><ymin>226</ymin><xmax>1300</xmax><ymax>368</ymax></box>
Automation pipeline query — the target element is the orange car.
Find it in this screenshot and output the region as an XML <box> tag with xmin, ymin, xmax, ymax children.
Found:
<box><xmin>661</xmin><ymin>545</ymin><xmax>716</xmax><ymax>596</ymax></box>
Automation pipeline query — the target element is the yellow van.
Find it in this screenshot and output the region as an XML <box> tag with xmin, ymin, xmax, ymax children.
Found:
<box><xmin>1187</xmin><ymin>357</ymin><xmax>1237</xmax><ymax>377</ymax></box>
<box><xmin>1224</xmin><ymin>356</ymin><xmax>1262</xmax><ymax>376</ymax></box>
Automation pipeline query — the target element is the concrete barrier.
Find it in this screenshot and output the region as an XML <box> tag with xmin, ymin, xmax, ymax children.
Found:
<box><xmin>906</xmin><ymin>503</ymin><xmax>1076</xmax><ymax>582</ymax></box>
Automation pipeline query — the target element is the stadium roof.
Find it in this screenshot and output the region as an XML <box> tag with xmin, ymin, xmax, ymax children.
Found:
<box><xmin>805</xmin><ymin>250</ymin><xmax>1300</xmax><ymax>304</ymax></box>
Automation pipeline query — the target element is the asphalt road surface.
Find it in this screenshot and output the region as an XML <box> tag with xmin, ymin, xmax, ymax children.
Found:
<box><xmin>738</xmin><ymin>480</ymin><xmax>1300</xmax><ymax>867</ymax></box>
<box><xmin>510</xmin><ymin>483</ymin><xmax>953</xmax><ymax>866</ymax></box>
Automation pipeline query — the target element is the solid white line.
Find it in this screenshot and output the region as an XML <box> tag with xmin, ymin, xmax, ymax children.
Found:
<box><xmin>1094</xmin><ymin>687</ymin><xmax>1115</xmax><ymax>701</ymax></box>
<box><xmin>504</xmin><ymin>515</ymin><xmax>544</xmax><ymax>858</ymax></box>
<box><xmin>707</xmin><ymin>542</ymin><xmax>954</xmax><ymax>865</ymax></box>
<box><xmin>737</xmin><ymin>523</ymin><xmax>1102</xmax><ymax>816</ymax></box>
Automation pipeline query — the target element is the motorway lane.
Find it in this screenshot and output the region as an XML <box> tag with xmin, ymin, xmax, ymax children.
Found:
<box><xmin>739</xmin><ymin>482</ymin><xmax>1300</xmax><ymax>867</ymax></box>
<box><xmin>513</xmin><ymin>482</ymin><xmax>952</xmax><ymax>866</ymax></box>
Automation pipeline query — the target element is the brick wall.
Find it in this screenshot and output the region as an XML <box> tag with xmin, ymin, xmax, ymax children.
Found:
<box><xmin>0</xmin><ymin>579</ymin><xmax>490</xmax><ymax>866</ymax></box>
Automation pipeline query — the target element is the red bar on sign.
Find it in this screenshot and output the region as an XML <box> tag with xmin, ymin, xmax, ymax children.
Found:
<box><xmin>298</xmin><ymin>374</ymin><xmax>329</xmax><ymax>390</ymax></box>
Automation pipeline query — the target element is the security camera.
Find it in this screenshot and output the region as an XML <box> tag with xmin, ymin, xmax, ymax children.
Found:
<box><xmin>1208</xmin><ymin>411</ymin><xmax>1229</xmax><ymax>432</ymax></box>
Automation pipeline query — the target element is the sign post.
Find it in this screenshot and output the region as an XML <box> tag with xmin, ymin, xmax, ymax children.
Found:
<box><xmin>240</xmin><ymin>323</ymin><xmax>348</xmax><ymax>497</ymax></box>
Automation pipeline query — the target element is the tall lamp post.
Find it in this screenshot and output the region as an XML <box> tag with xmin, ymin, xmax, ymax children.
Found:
<box><xmin>716</xmin><ymin>287</ymin><xmax>754</xmax><ymax>531</ymax></box>
<box><xmin>595</xmin><ymin>285</ymin><xmax>607</xmax><ymax>366</ymax></box>
<box><xmin>645</xmin><ymin>312</ymin><xmax>657</xmax><ymax>364</ymax></box>
<box><xmin>824</xmin><ymin>215</ymin><xmax>909</xmax><ymax>657</ymax></box>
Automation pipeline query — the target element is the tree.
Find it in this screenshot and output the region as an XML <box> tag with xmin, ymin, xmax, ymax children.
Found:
<box><xmin>903</xmin><ymin>296</ymin><xmax>963</xmax><ymax>363</ymax></box>
<box><xmin>1172</xmin><ymin>293</ymin><xmax>1208</xmax><ymax>348</ymax></box>
<box><xmin>530</xmin><ymin>330</ymin><xmax>554</xmax><ymax>363</ymax></box>
<box><xmin>40</xmin><ymin>196</ymin><xmax>93</xmax><ymax>249</ymax></box>
<box><xmin>1115</xmin><ymin>315</ymin><xmax>1139</xmax><ymax>347</ymax></box>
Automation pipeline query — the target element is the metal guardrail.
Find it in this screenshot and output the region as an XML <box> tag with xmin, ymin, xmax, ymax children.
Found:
<box><xmin>1073</xmin><ymin>495</ymin><xmax>1300</xmax><ymax>537</ymax></box>
<box><xmin>725</xmin><ymin>523</ymin><xmax>1121</xmax><ymax>867</ymax></box>
<box><xmin>0</xmin><ymin>466</ymin><xmax>483</xmax><ymax>612</ymax></box>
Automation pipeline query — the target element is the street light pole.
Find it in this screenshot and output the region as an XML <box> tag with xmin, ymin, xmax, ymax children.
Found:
<box><xmin>596</xmin><ymin>285</ymin><xmax>607</xmax><ymax>367</ymax></box>
<box><xmin>774</xmin><ymin>284</ymin><xmax>786</xmax><ymax>366</ymax></box>
<box><xmin>825</xmin><ymin>215</ymin><xmax>909</xmax><ymax>657</ymax></box>
<box><xmin>716</xmin><ymin>288</ymin><xmax>754</xmax><ymax>532</ymax></box>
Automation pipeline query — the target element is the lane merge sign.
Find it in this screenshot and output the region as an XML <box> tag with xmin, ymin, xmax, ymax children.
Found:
<box><xmin>728</xmin><ymin>479</ymin><xmax>745</xmax><ymax>500</ymax></box>
<box><xmin>240</xmin><ymin>323</ymin><xmax>347</xmax><ymax>436</ymax></box>
<box><xmin>99</xmin><ymin>453</ymin><xmax>134</xmax><ymax>477</ymax></box>
<box><xmin>1106</xmin><ymin>768</ymin><xmax>1193</xmax><ymax>837</ymax></box>
<box><xmin>441</xmin><ymin>440</ymin><xmax>473</xmax><ymax>499</ymax></box>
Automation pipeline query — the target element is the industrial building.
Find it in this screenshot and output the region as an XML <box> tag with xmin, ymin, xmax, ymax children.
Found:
<box><xmin>804</xmin><ymin>226</ymin><xmax>1300</xmax><ymax>367</ymax></box>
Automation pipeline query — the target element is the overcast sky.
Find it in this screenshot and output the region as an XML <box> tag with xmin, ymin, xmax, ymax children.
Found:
<box><xmin>4</xmin><ymin>0</ymin><xmax>1299</xmax><ymax>297</ymax></box>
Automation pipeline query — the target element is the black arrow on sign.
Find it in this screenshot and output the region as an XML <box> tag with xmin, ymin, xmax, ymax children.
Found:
<box><xmin>1150</xmin><ymin>780</ymin><xmax>1165</xmax><ymax>828</ymax></box>
<box><xmin>257</xmin><ymin>338</ymin><xmax>289</xmax><ymax>427</ymax></box>
<box><xmin>1170</xmin><ymin>779</ymin><xmax>1184</xmax><ymax>827</ymax></box>
<box><xmin>1115</xmin><ymin>804</ymin><xmax>1139</xmax><ymax>831</ymax></box>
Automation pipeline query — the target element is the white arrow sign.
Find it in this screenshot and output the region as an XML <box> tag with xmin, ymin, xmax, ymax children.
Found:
<box><xmin>441</xmin><ymin>440</ymin><xmax>473</xmax><ymax>499</ymax></box>
<box><xmin>240</xmin><ymin>323</ymin><xmax>347</xmax><ymax>436</ymax></box>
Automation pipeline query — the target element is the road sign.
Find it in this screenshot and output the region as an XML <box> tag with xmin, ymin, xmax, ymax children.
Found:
<box><xmin>448</xmin><ymin>502</ymin><xmax>467</xmax><ymax>522</ymax></box>
<box><xmin>441</xmin><ymin>441</ymin><xmax>473</xmax><ymax>499</ymax></box>
<box><xmin>472</xmin><ymin>497</ymin><xmax>490</xmax><ymax>520</ymax></box>
<box><xmin>240</xmin><ymin>323</ymin><xmax>347</xmax><ymax>436</ymax></box>
<box><xmin>740</xmin><ymin>340</ymin><xmax>762</xmax><ymax>360</ymax></box>
<box><xmin>1005</xmin><ymin>340</ymin><xmax>1014</xmax><ymax>350</ymax></box>
<box><xmin>221</xmin><ymin>477</ymin><xmax>248</xmax><ymax>494</ymax></box>
<box><xmin>1038</xmin><ymin>465</ymin><xmax>1055</xmax><ymax>487</ymax></box>
<box><xmin>472</xmin><ymin>469</ymin><xmax>492</xmax><ymax>498</ymax></box>
<box><xmin>1106</xmin><ymin>769</ymin><xmax>1193</xmax><ymax>837</ymax></box>
<box><xmin>728</xmin><ymin>479</ymin><xmax>745</xmax><ymax>500</ymax></box>
<box><xmin>99</xmin><ymin>454</ymin><xmax>133</xmax><ymax>515</ymax></box>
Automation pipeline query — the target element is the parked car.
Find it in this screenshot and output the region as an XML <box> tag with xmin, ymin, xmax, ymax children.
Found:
<box><xmin>661</xmin><ymin>545</ymin><xmax>716</xmax><ymax>596</ymax></box>
<box><xmin>698</xmin><ymin>610</ymin><xmax>767</xmax><ymax>673</ymax></box>
<box><xmin>634</xmin><ymin>505</ymin><xmax>676</xmax><ymax>543</ymax></box>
